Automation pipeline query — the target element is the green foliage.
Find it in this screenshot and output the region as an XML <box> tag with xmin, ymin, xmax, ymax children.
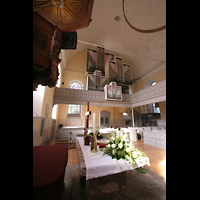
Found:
<box><xmin>88</xmin><ymin>128</ymin><xmax>104</xmax><ymax>139</ymax></box>
<box><xmin>135</xmin><ymin>167</ymin><xmax>146</xmax><ymax>174</ymax></box>
<box><xmin>100</xmin><ymin>129</ymin><xmax>150</xmax><ymax>174</ymax></box>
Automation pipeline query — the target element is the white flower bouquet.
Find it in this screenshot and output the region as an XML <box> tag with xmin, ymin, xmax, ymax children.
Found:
<box><xmin>100</xmin><ymin>129</ymin><xmax>150</xmax><ymax>174</ymax></box>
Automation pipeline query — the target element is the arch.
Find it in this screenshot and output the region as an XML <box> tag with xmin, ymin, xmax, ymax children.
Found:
<box><xmin>69</xmin><ymin>80</ymin><xmax>83</xmax><ymax>89</ymax></box>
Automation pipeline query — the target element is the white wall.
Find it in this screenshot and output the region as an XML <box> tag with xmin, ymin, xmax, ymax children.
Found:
<box><xmin>40</xmin><ymin>118</ymin><xmax>52</xmax><ymax>145</ymax></box>
<box><xmin>33</xmin><ymin>85</ymin><xmax>45</xmax><ymax>116</ymax></box>
<box><xmin>157</xmin><ymin>119</ymin><xmax>166</xmax><ymax>127</ymax></box>
<box><xmin>33</xmin><ymin>117</ymin><xmax>53</xmax><ymax>146</ymax></box>
<box><xmin>33</xmin><ymin>117</ymin><xmax>42</xmax><ymax>146</ymax></box>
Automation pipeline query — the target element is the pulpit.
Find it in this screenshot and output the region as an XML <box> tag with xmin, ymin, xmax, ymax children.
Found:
<box><xmin>33</xmin><ymin>0</ymin><xmax>94</xmax><ymax>91</ymax></box>
<box><xmin>33</xmin><ymin>12</ymin><xmax>61</xmax><ymax>91</ymax></box>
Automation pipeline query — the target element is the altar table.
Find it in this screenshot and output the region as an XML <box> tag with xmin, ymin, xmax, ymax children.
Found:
<box><xmin>76</xmin><ymin>137</ymin><xmax>134</xmax><ymax>180</ymax></box>
<box><xmin>76</xmin><ymin>137</ymin><xmax>149</xmax><ymax>200</ymax></box>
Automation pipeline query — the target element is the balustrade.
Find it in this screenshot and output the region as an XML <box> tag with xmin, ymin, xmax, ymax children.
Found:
<box><xmin>53</xmin><ymin>79</ymin><xmax>166</xmax><ymax>107</ymax></box>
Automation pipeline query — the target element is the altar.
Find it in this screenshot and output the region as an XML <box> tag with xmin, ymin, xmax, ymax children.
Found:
<box><xmin>55</xmin><ymin>126</ymin><xmax>85</xmax><ymax>144</ymax></box>
<box><xmin>56</xmin><ymin>126</ymin><xmax>138</xmax><ymax>146</ymax></box>
<box><xmin>75</xmin><ymin>137</ymin><xmax>149</xmax><ymax>199</ymax></box>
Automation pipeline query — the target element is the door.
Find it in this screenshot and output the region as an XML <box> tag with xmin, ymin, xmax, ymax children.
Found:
<box><xmin>100</xmin><ymin>110</ymin><xmax>110</xmax><ymax>128</ymax></box>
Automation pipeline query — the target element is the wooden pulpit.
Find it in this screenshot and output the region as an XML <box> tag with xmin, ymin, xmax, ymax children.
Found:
<box><xmin>33</xmin><ymin>12</ymin><xmax>61</xmax><ymax>91</ymax></box>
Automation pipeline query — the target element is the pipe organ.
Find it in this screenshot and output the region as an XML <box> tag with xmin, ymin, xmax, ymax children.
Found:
<box><xmin>86</xmin><ymin>46</ymin><xmax>132</xmax><ymax>94</ymax></box>
<box><xmin>86</xmin><ymin>70</ymin><xmax>107</xmax><ymax>91</ymax></box>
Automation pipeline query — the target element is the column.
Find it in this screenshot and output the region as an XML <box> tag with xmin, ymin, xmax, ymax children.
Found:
<box><xmin>98</xmin><ymin>104</ymin><xmax>102</xmax><ymax>129</ymax></box>
<box><xmin>131</xmin><ymin>107</ymin><xmax>135</xmax><ymax>127</ymax></box>
<box><xmin>99</xmin><ymin>106</ymin><xmax>101</xmax><ymax>129</ymax></box>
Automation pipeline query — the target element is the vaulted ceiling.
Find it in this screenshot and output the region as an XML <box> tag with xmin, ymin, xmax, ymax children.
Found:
<box><xmin>60</xmin><ymin>0</ymin><xmax>166</xmax><ymax>80</ymax></box>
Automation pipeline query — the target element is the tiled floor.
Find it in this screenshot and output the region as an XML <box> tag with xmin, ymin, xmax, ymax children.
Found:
<box><xmin>47</xmin><ymin>138</ymin><xmax>166</xmax><ymax>180</ymax></box>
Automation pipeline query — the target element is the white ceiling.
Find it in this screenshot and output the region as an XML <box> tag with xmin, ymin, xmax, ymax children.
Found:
<box><xmin>60</xmin><ymin>0</ymin><xmax>166</xmax><ymax>80</ymax></box>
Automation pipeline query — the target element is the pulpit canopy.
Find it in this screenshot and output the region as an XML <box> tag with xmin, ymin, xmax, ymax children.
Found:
<box><xmin>33</xmin><ymin>0</ymin><xmax>94</xmax><ymax>30</ymax></box>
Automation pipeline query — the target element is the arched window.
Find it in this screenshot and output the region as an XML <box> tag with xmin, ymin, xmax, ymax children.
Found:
<box><xmin>69</xmin><ymin>80</ymin><xmax>83</xmax><ymax>89</ymax></box>
<box><xmin>70</xmin><ymin>82</ymin><xmax>82</xmax><ymax>89</ymax></box>
<box><xmin>67</xmin><ymin>81</ymin><xmax>82</xmax><ymax>117</ymax></box>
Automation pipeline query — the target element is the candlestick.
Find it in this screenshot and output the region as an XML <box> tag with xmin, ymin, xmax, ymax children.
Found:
<box><xmin>91</xmin><ymin>132</ymin><xmax>97</xmax><ymax>153</ymax></box>
<box><xmin>93</xmin><ymin>113</ymin><xmax>96</xmax><ymax>133</ymax></box>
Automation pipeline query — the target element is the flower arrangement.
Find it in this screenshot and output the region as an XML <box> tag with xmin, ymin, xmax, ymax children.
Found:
<box><xmin>100</xmin><ymin>130</ymin><xmax>150</xmax><ymax>174</ymax></box>
<box><xmin>88</xmin><ymin>129</ymin><xmax>104</xmax><ymax>139</ymax></box>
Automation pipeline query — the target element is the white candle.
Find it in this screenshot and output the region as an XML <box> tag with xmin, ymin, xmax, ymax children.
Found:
<box><xmin>93</xmin><ymin>113</ymin><xmax>96</xmax><ymax>133</ymax></box>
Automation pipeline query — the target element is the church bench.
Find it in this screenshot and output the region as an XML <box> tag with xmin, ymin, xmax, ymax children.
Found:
<box><xmin>33</xmin><ymin>144</ymin><xmax>68</xmax><ymax>200</ymax></box>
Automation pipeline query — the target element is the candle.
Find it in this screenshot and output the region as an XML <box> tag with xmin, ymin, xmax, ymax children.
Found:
<box><xmin>93</xmin><ymin>113</ymin><xmax>96</xmax><ymax>133</ymax></box>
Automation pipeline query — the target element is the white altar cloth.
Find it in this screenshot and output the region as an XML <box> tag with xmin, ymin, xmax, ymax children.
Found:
<box><xmin>77</xmin><ymin>137</ymin><xmax>149</xmax><ymax>180</ymax></box>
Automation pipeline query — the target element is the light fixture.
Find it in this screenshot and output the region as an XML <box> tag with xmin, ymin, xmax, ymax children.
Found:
<box><xmin>114</xmin><ymin>15</ymin><xmax>120</xmax><ymax>21</ymax></box>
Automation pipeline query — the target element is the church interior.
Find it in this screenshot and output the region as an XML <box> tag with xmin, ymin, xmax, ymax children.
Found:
<box><xmin>33</xmin><ymin>0</ymin><xmax>166</xmax><ymax>199</ymax></box>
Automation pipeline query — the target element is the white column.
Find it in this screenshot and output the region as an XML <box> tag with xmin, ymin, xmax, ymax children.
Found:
<box><xmin>131</xmin><ymin>108</ymin><xmax>135</xmax><ymax>127</ymax></box>
<box><xmin>93</xmin><ymin>113</ymin><xmax>96</xmax><ymax>133</ymax></box>
<box><xmin>99</xmin><ymin>107</ymin><xmax>101</xmax><ymax>129</ymax></box>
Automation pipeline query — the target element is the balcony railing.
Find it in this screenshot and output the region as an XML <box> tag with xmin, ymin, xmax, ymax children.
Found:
<box><xmin>131</xmin><ymin>80</ymin><xmax>166</xmax><ymax>103</ymax></box>
<box><xmin>53</xmin><ymin>79</ymin><xmax>166</xmax><ymax>107</ymax></box>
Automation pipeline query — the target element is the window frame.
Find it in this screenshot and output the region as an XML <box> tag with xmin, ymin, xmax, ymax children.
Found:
<box><xmin>67</xmin><ymin>104</ymin><xmax>82</xmax><ymax>117</ymax></box>
<box><xmin>67</xmin><ymin>80</ymin><xmax>83</xmax><ymax>118</ymax></box>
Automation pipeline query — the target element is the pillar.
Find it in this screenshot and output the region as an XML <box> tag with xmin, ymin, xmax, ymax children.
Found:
<box><xmin>99</xmin><ymin>106</ymin><xmax>101</xmax><ymax>129</ymax></box>
<box><xmin>131</xmin><ymin>107</ymin><xmax>135</xmax><ymax>127</ymax></box>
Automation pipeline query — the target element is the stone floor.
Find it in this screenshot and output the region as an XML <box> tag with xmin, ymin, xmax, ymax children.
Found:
<box><xmin>61</xmin><ymin>165</ymin><xmax>166</xmax><ymax>200</ymax></box>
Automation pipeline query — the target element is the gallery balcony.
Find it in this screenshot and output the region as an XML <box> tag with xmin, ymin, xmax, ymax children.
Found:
<box><xmin>53</xmin><ymin>79</ymin><xmax>166</xmax><ymax>108</ymax></box>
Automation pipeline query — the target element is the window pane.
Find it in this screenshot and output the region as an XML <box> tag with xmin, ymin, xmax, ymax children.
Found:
<box><xmin>68</xmin><ymin>104</ymin><xmax>81</xmax><ymax>114</ymax></box>
<box><xmin>105</xmin><ymin>117</ymin><xmax>109</xmax><ymax>124</ymax></box>
<box><xmin>101</xmin><ymin>117</ymin><xmax>104</xmax><ymax>124</ymax></box>
<box><xmin>78</xmin><ymin>105</ymin><xmax>80</xmax><ymax>113</ymax></box>
<box><xmin>68</xmin><ymin>105</ymin><xmax>71</xmax><ymax>114</ymax></box>
<box><xmin>68</xmin><ymin>82</ymin><xmax>82</xmax><ymax>116</ymax></box>
<box><xmin>70</xmin><ymin>82</ymin><xmax>82</xmax><ymax>89</ymax></box>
